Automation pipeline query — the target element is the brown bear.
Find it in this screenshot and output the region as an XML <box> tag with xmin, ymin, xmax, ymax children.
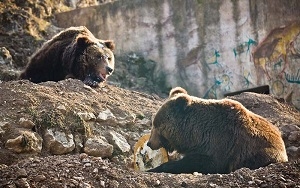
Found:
<box><xmin>19</xmin><ymin>26</ymin><xmax>115</xmax><ymax>87</ymax></box>
<box><xmin>147</xmin><ymin>87</ymin><xmax>288</xmax><ymax>174</ymax></box>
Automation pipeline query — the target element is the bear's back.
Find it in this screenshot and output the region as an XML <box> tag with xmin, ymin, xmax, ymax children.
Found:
<box><xmin>189</xmin><ymin>97</ymin><xmax>287</xmax><ymax>171</ymax></box>
<box><xmin>42</xmin><ymin>26</ymin><xmax>94</xmax><ymax>50</ymax></box>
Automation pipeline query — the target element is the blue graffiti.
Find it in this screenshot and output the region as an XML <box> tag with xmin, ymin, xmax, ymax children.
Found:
<box><xmin>206</xmin><ymin>50</ymin><xmax>222</xmax><ymax>69</ymax></box>
<box><xmin>246</xmin><ymin>38</ymin><xmax>257</xmax><ymax>54</ymax></box>
<box><xmin>243</xmin><ymin>72</ymin><xmax>251</xmax><ymax>88</ymax></box>
<box><xmin>273</xmin><ymin>59</ymin><xmax>283</xmax><ymax>70</ymax></box>
<box><xmin>285</xmin><ymin>69</ymin><xmax>300</xmax><ymax>84</ymax></box>
<box><xmin>203</xmin><ymin>77</ymin><xmax>222</xmax><ymax>99</ymax></box>
<box><xmin>233</xmin><ymin>38</ymin><xmax>257</xmax><ymax>57</ymax></box>
<box><xmin>233</xmin><ymin>48</ymin><xmax>237</xmax><ymax>58</ymax></box>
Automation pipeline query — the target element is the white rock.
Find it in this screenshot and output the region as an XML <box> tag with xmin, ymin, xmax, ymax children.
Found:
<box><xmin>136</xmin><ymin>118</ymin><xmax>150</xmax><ymax>126</ymax></box>
<box><xmin>77</xmin><ymin>112</ymin><xmax>96</xmax><ymax>121</ymax></box>
<box><xmin>93</xmin><ymin>168</ymin><xmax>98</xmax><ymax>173</ymax></box>
<box><xmin>44</xmin><ymin>129</ymin><xmax>75</xmax><ymax>155</ymax></box>
<box><xmin>57</xmin><ymin>105</ymin><xmax>67</xmax><ymax>113</ymax></box>
<box><xmin>117</xmin><ymin>114</ymin><xmax>136</xmax><ymax>125</ymax></box>
<box><xmin>0</xmin><ymin>122</ymin><xmax>11</xmax><ymax>134</ymax></box>
<box><xmin>106</xmin><ymin>131</ymin><xmax>130</xmax><ymax>153</ymax></box>
<box><xmin>84</xmin><ymin>137</ymin><xmax>113</xmax><ymax>157</ymax></box>
<box><xmin>97</xmin><ymin>109</ymin><xmax>116</xmax><ymax>121</ymax></box>
<box><xmin>100</xmin><ymin>180</ymin><xmax>105</xmax><ymax>187</ymax></box>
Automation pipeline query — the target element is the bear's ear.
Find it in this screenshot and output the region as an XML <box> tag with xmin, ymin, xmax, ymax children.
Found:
<box><xmin>171</xmin><ymin>95</ymin><xmax>191</xmax><ymax>110</ymax></box>
<box><xmin>169</xmin><ymin>87</ymin><xmax>188</xmax><ymax>98</ymax></box>
<box><xmin>104</xmin><ymin>40</ymin><xmax>115</xmax><ymax>51</ymax></box>
<box><xmin>76</xmin><ymin>35</ymin><xmax>94</xmax><ymax>47</ymax></box>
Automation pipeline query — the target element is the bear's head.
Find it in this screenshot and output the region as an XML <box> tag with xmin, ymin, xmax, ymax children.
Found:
<box><xmin>66</xmin><ymin>35</ymin><xmax>115</xmax><ymax>87</ymax></box>
<box><xmin>147</xmin><ymin>87</ymin><xmax>192</xmax><ymax>153</ymax></box>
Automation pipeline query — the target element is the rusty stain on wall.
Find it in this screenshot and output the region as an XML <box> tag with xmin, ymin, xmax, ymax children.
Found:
<box><xmin>252</xmin><ymin>21</ymin><xmax>300</xmax><ymax>79</ymax></box>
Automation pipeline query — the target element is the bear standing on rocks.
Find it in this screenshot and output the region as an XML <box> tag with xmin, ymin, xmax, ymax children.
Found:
<box><xmin>147</xmin><ymin>87</ymin><xmax>288</xmax><ymax>174</ymax></box>
<box><xmin>19</xmin><ymin>26</ymin><xmax>115</xmax><ymax>87</ymax></box>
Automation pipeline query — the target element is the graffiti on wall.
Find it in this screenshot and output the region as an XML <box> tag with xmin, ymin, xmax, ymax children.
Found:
<box><xmin>203</xmin><ymin>73</ymin><xmax>233</xmax><ymax>99</ymax></box>
<box><xmin>202</xmin><ymin>49</ymin><xmax>234</xmax><ymax>99</ymax></box>
<box><xmin>270</xmin><ymin>80</ymin><xmax>285</xmax><ymax>96</ymax></box>
<box><xmin>205</xmin><ymin>49</ymin><xmax>222</xmax><ymax>70</ymax></box>
<box><xmin>285</xmin><ymin>69</ymin><xmax>300</xmax><ymax>84</ymax></box>
<box><xmin>252</xmin><ymin>21</ymin><xmax>300</xmax><ymax>79</ymax></box>
<box><xmin>233</xmin><ymin>38</ymin><xmax>257</xmax><ymax>58</ymax></box>
<box><xmin>196</xmin><ymin>21</ymin><xmax>299</xmax><ymax>109</ymax></box>
<box><xmin>241</xmin><ymin>68</ymin><xmax>254</xmax><ymax>89</ymax></box>
<box><xmin>250</xmin><ymin>20</ymin><xmax>300</xmax><ymax>108</ymax></box>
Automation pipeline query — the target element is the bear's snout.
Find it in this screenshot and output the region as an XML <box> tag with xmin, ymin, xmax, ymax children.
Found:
<box><xmin>106</xmin><ymin>66</ymin><xmax>114</xmax><ymax>74</ymax></box>
<box><xmin>147</xmin><ymin>141</ymin><xmax>152</xmax><ymax>148</ymax></box>
<box><xmin>147</xmin><ymin>137</ymin><xmax>161</xmax><ymax>150</ymax></box>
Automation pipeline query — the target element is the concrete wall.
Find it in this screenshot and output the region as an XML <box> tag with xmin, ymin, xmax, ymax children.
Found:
<box><xmin>55</xmin><ymin>0</ymin><xmax>300</xmax><ymax>108</ymax></box>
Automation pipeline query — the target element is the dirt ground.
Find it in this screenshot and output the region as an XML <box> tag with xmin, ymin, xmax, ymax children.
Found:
<box><xmin>1</xmin><ymin>154</ymin><xmax>300</xmax><ymax>188</ymax></box>
<box><xmin>0</xmin><ymin>80</ymin><xmax>299</xmax><ymax>188</ymax></box>
<box><xmin>0</xmin><ymin>0</ymin><xmax>300</xmax><ymax>187</ymax></box>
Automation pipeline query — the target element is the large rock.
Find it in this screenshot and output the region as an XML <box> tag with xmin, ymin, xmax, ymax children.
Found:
<box><xmin>44</xmin><ymin>129</ymin><xmax>75</xmax><ymax>155</ymax></box>
<box><xmin>97</xmin><ymin>109</ymin><xmax>116</xmax><ymax>122</ymax></box>
<box><xmin>5</xmin><ymin>131</ymin><xmax>42</xmax><ymax>153</ymax></box>
<box><xmin>84</xmin><ymin>137</ymin><xmax>113</xmax><ymax>157</ymax></box>
<box><xmin>106</xmin><ymin>131</ymin><xmax>131</xmax><ymax>153</ymax></box>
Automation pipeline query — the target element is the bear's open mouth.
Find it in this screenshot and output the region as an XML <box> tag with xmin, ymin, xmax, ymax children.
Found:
<box><xmin>100</xmin><ymin>73</ymin><xmax>107</xmax><ymax>81</ymax></box>
<box><xmin>83</xmin><ymin>73</ymin><xmax>106</xmax><ymax>87</ymax></box>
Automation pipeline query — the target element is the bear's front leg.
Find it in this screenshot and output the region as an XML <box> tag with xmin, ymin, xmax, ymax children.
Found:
<box><xmin>147</xmin><ymin>153</ymin><xmax>215</xmax><ymax>174</ymax></box>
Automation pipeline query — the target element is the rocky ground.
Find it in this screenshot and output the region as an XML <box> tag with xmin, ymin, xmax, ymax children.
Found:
<box><xmin>0</xmin><ymin>79</ymin><xmax>299</xmax><ymax>188</ymax></box>
<box><xmin>0</xmin><ymin>154</ymin><xmax>300</xmax><ymax>188</ymax></box>
<box><xmin>0</xmin><ymin>0</ymin><xmax>300</xmax><ymax>187</ymax></box>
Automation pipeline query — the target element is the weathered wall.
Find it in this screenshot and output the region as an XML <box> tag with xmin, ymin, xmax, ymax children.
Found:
<box><xmin>55</xmin><ymin>0</ymin><xmax>300</xmax><ymax>108</ymax></box>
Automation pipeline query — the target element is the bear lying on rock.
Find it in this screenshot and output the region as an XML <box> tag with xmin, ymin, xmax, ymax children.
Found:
<box><xmin>19</xmin><ymin>26</ymin><xmax>115</xmax><ymax>87</ymax></box>
<box><xmin>147</xmin><ymin>87</ymin><xmax>288</xmax><ymax>174</ymax></box>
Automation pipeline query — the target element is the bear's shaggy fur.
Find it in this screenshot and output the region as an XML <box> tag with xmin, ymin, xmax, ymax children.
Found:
<box><xmin>19</xmin><ymin>26</ymin><xmax>115</xmax><ymax>87</ymax></box>
<box><xmin>147</xmin><ymin>87</ymin><xmax>288</xmax><ymax>174</ymax></box>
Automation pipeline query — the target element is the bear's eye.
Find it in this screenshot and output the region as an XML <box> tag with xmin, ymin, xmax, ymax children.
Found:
<box><xmin>96</xmin><ymin>54</ymin><xmax>104</xmax><ymax>59</ymax></box>
<box><xmin>102</xmin><ymin>54</ymin><xmax>109</xmax><ymax>60</ymax></box>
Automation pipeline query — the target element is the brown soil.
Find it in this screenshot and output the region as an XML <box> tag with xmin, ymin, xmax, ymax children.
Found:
<box><xmin>0</xmin><ymin>80</ymin><xmax>299</xmax><ymax>188</ymax></box>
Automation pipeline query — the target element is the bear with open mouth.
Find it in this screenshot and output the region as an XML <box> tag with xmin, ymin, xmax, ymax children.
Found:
<box><xmin>19</xmin><ymin>26</ymin><xmax>115</xmax><ymax>87</ymax></box>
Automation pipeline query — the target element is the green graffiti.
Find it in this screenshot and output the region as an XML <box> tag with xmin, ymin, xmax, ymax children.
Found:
<box><xmin>214</xmin><ymin>50</ymin><xmax>221</xmax><ymax>58</ymax></box>
<box><xmin>285</xmin><ymin>69</ymin><xmax>300</xmax><ymax>84</ymax></box>
<box><xmin>203</xmin><ymin>77</ymin><xmax>222</xmax><ymax>99</ymax></box>
<box><xmin>206</xmin><ymin>50</ymin><xmax>222</xmax><ymax>69</ymax></box>
<box><xmin>246</xmin><ymin>38</ymin><xmax>257</xmax><ymax>54</ymax></box>
<box><xmin>273</xmin><ymin>59</ymin><xmax>283</xmax><ymax>70</ymax></box>
<box><xmin>243</xmin><ymin>72</ymin><xmax>251</xmax><ymax>88</ymax></box>
<box><xmin>233</xmin><ymin>48</ymin><xmax>237</xmax><ymax>58</ymax></box>
<box><xmin>233</xmin><ymin>38</ymin><xmax>257</xmax><ymax>57</ymax></box>
<box><xmin>203</xmin><ymin>74</ymin><xmax>233</xmax><ymax>99</ymax></box>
